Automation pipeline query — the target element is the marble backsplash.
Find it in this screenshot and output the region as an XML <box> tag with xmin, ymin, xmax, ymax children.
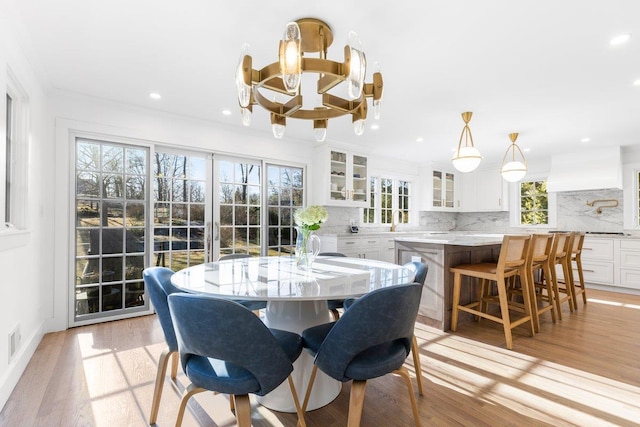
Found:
<box><xmin>319</xmin><ymin>188</ymin><xmax>627</xmax><ymax>234</ymax></box>
<box><xmin>555</xmin><ymin>189</ymin><xmax>624</xmax><ymax>232</ymax></box>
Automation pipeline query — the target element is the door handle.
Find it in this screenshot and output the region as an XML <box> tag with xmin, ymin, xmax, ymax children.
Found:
<box><xmin>215</xmin><ymin>222</ymin><xmax>220</xmax><ymax>241</ymax></box>
<box><xmin>206</xmin><ymin>221</ymin><xmax>213</xmax><ymax>262</ymax></box>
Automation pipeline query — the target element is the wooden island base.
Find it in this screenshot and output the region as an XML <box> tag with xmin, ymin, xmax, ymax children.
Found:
<box><xmin>395</xmin><ymin>238</ymin><xmax>502</xmax><ymax>331</ymax></box>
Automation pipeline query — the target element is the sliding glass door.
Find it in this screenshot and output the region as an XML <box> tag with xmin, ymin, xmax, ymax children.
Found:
<box><xmin>73</xmin><ymin>144</ymin><xmax>303</xmax><ymax>325</ymax></box>
<box><xmin>73</xmin><ymin>138</ymin><xmax>149</xmax><ymax>323</ymax></box>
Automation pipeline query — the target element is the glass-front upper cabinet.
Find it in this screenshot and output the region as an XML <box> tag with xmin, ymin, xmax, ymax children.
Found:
<box><xmin>420</xmin><ymin>165</ymin><xmax>460</xmax><ymax>211</ymax></box>
<box><xmin>313</xmin><ymin>146</ymin><xmax>368</xmax><ymax>207</ymax></box>
<box><xmin>432</xmin><ymin>170</ymin><xmax>455</xmax><ymax>208</ymax></box>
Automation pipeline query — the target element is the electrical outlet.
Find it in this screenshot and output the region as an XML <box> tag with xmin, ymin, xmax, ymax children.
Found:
<box><xmin>9</xmin><ymin>324</ymin><xmax>20</xmax><ymax>363</ymax></box>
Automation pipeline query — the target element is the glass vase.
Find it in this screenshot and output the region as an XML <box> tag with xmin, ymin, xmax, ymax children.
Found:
<box><xmin>295</xmin><ymin>226</ymin><xmax>320</xmax><ymax>270</ymax></box>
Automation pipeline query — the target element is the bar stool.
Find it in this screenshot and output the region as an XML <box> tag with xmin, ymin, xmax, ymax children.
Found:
<box><xmin>549</xmin><ymin>232</ymin><xmax>575</xmax><ymax>319</ymax></box>
<box><xmin>568</xmin><ymin>232</ymin><xmax>587</xmax><ymax>308</ymax></box>
<box><xmin>525</xmin><ymin>234</ymin><xmax>556</xmax><ymax>332</ymax></box>
<box><xmin>450</xmin><ymin>234</ymin><xmax>534</xmax><ymax>350</ymax></box>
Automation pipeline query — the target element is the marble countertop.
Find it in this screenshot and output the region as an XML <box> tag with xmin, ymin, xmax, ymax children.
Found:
<box><xmin>320</xmin><ymin>230</ymin><xmax>640</xmax><ymax>242</ymax></box>
<box><xmin>393</xmin><ymin>233</ymin><xmax>507</xmax><ymax>246</ymax></box>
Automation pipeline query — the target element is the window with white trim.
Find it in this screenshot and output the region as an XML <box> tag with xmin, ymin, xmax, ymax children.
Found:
<box><xmin>362</xmin><ymin>176</ymin><xmax>411</xmax><ymax>225</ymax></box>
<box><xmin>2</xmin><ymin>69</ymin><xmax>28</xmax><ymax>229</ymax></box>
<box><xmin>4</xmin><ymin>93</ymin><xmax>12</xmax><ymax>223</ymax></box>
<box><xmin>519</xmin><ymin>179</ymin><xmax>549</xmax><ymax>225</ymax></box>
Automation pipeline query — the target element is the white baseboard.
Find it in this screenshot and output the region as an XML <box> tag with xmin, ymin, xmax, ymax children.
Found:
<box><xmin>0</xmin><ymin>320</ymin><xmax>45</xmax><ymax>412</ymax></box>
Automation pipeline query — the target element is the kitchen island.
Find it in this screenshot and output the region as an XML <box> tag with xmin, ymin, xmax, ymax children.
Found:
<box><xmin>394</xmin><ymin>233</ymin><xmax>506</xmax><ymax>331</ymax></box>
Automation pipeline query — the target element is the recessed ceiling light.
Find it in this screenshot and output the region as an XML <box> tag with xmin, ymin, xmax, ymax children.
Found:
<box><xmin>581</xmin><ymin>137</ymin><xmax>591</xmax><ymax>143</ymax></box>
<box><xmin>610</xmin><ymin>33</ymin><xmax>631</xmax><ymax>46</ymax></box>
<box><xmin>149</xmin><ymin>92</ymin><xmax>161</xmax><ymax>100</ymax></box>
<box><xmin>633</xmin><ymin>79</ymin><xmax>640</xmax><ymax>86</ymax></box>
<box><xmin>222</xmin><ymin>109</ymin><xmax>232</xmax><ymax>116</ymax></box>
<box><xmin>370</xmin><ymin>123</ymin><xmax>380</xmax><ymax>130</ymax></box>
<box><xmin>523</xmin><ymin>148</ymin><xmax>531</xmax><ymax>153</ymax></box>
<box><xmin>416</xmin><ymin>137</ymin><xmax>424</xmax><ymax>143</ymax></box>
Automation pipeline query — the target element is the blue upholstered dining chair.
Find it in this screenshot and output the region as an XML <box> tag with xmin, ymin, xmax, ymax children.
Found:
<box><xmin>218</xmin><ymin>253</ymin><xmax>267</xmax><ymax>312</ymax></box>
<box><xmin>301</xmin><ymin>282</ymin><xmax>423</xmax><ymax>426</ymax></box>
<box><xmin>343</xmin><ymin>261</ymin><xmax>429</xmax><ymax>396</ymax></box>
<box><xmin>143</xmin><ymin>266</ymin><xmax>182</xmax><ymax>425</ymax></box>
<box><xmin>318</xmin><ymin>252</ymin><xmax>348</xmax><ymax>320</ymax></box>
<box><xmin>167</xmin><ymin>293</ymin><xmax>307</xmax><ymax>427</ymax></box>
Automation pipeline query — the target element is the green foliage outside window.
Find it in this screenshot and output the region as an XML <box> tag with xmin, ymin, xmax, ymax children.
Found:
<box><xmin>520</xmin><ymin>180</ymin><xmax>548</xmax><ymax>225</ymax></box>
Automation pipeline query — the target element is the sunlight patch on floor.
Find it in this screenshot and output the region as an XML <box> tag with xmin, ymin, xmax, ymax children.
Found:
<box><xmin>415</xmin><ymin>330</ymin><xmax>640</xmax><ymax>426</ymax></box>
<box><xmin>587</xmin><ymin>297</ymin><xmax>640</xmax><ymax>310</ymax></box>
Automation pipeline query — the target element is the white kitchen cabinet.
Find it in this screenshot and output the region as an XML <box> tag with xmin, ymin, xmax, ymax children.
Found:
<box><xmin>619</xmin><ymin>240</ymin><xmax>640</xmax><ymax>290</ymax></box>
<box><xmin>379</xmin><ymin>236</ymin><xmax>397</xmax><ymax>263</ymax></box>
<box><xmin>337</xmin><ymin>236</ymin><xmax>381</xmax><ymax>260</ymax></box>
<box><xmin>419</xmin><ymin>165</ymin><xmax>461</xmax><ymax>211</ymax></box>
<box><xmin>320</xmin><ymin>233</ymin><xmax>398</xmax><ymax>262</ymax></box>
<box><xmin>461</xmin><ymin>167</ymin><xmax>508</xmax><ymax>212</ymax></box>
<box><xmin>560</xmin><ymin>237</ymin><xmax>615</xmax><ymax>285</ymax></box>
<box><xmin>313</xmin><ymin>146</ymin><xmax>368</xmax><ymax>207</ymax></box>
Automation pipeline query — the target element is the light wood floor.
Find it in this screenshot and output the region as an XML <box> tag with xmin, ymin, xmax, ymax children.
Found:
<box><xmin>1</xmin><ymin>288</ymin><xmax>639</xmax><ymax>426</ymax></box>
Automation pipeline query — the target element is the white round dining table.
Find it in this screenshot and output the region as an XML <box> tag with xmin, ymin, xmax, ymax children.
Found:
<box><xmin>170</xmin><ymin>255</ymin><xmax>415</xmax><ymax>413</ymax></box>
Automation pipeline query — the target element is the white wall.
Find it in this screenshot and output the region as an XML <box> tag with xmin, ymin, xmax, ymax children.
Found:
<box><xmin>0</xmin><ymin>0</ymin><xmax>55</xmax><ymax>409</ymax></box>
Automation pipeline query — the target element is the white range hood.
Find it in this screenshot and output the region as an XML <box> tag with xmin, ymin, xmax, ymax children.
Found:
<box><xmin>546</xmin><ymin>147</ymin><xmax>622</xmax><ymax>192</ymax></box>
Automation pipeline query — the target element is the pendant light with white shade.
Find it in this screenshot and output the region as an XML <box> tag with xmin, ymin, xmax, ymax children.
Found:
<box><xmin>500</xmin><ymin>132</ymin><xmax>528</xmax><ymax>182</ymax></box>
<box><xmin>451</xmin><ymin>112</ymin><xmax>482</xmax><ymax>173</ymax></box>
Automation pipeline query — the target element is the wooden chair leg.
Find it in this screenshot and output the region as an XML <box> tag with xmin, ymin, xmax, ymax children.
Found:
<box><xmin>518</xmin><ymin>269</ymin><xmax>536</xmax><ymax>337</ymax></box>
<box><xmin>550</xmin><ymin>267</ymin><xmax>563</xmax><ymax>320</ymax></box>
<box><xmin>234</xmin><ymin>394</ymin><xmax>252</xmax><ymax>427</ymax></box>
<box><xmin>330</xmin><ymin>309</ymin><xmax>340</xmax><ymax>321</ymax></box>
<box><xmin>562</xmin><ymin>262</ymin><xmax>575</xmax><ymax>312</ymax></box>
<box><xmin>394</xmin><ymin>366</ymin><xmax>423</xmax><ymax>427</ymax></box>
<box><xmin>451</xmin><ymin>273</ymin><xmax>462</xmax><ymax>331</ymax></box>
<box><xmin>543</xmin><ymin>264</ymin><xmax>556</xmax><ymax>324</ymax></box>
<box><xmin>347</xmin><ymin>380</ymin><xmax>367</xmax><ymax>427</ymax></box>
<box><xmin>287</xmin><ymin>376</ymin><xmax>306</xmax><ymax>427</ymax></box>
<box><xmin>175</xmin><ymin>383</ymin><xmax>206</xmax><ymax>427</ymax></box>
<box><xmin>495</xmin><ymin>276</ymin><xmax>514</xmax><ymax>350</ymax></box>
<box><xmin>301</xmin><ymin>365</ymin><xmax>318</xmax><ymax>414</ymax></box>
<box><xmin>149</xmin><ymin>348</ymin><xmax>175</xmax><ymax>424</ymax></box>
<box><xmin>574</xmin><ymin>257</ymin><xmax>588</xmax><ymax>305</ymax></box>
<box><xmin>170</xmin><ymin>350</ymin><xmax>179</xmax><ymax>379</ymax></box>
<box><xmin>411</xmin><ymin>335</ymin><xmax>424</xmax><ymax>396</ymax></box>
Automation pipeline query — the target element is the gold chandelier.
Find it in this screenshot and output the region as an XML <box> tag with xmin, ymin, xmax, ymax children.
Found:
<box><xmin>235</xmin><ymin>18</ymin><xmax>383</xmax><ymax>141</ymax></box>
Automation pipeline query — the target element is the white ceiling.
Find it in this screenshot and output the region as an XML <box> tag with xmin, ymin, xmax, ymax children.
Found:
<box><xmin>12</xmin><ymin>0</ymin><xmax>640</xmax><ymax>166</ymax></box>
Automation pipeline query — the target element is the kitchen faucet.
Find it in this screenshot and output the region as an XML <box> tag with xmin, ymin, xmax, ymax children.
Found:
<box><xmin>390</xmin><ymin>210</ymin><xmax>404</xmax><ymax>232</ymax></box>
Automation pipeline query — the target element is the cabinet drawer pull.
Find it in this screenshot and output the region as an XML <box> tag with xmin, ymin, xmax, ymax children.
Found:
<box><xmin>583</xmin><ymin>269</ymin><xmax>595</xmax><ymax>273</ymax></box>
<box><xmin>345</xmin><ymin>242</ymin><xmax>356</xmax><ymax>245</ymax></box>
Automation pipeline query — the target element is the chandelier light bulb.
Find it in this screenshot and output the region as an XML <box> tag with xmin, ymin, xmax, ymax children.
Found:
<box><xmin>279</xmin><ymin>22</ymin><xmax>302</xmax><ymax>93</ymax></box>
<box><xmin>235</xmin><ymin>43</ymin><xmax>252</xmax><ymax>108</ymax></box>
<box><xmin>272</xmin><ymin>123</ymin><xmax>285</xmax><ymax>139</ymax></box>
<box><xmin>353</xmin><ymin>119</ymin><xmax>366</xmax><ymax>136</ymax></box>
<box><xmin>241</xmin><ymin>107</ymin><xmax>251</xmax><ymax>127</ymax></box>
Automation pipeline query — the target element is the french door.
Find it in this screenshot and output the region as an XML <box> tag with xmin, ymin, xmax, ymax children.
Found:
<box><xmin>72</xmin><ymin>144</ymin><xmax>303</xmax><ymax>325</ymax></box>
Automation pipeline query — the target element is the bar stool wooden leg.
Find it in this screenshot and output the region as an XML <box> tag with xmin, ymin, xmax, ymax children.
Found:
<box><xmin>451</xmin><ymin>272</ymin><xmax>462</xmax><ymax>332</ymax></box>
<box><xmin>495</xmin><ymin>275</ymin><xmax>514</xmax><ymax>350</ymax></box>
